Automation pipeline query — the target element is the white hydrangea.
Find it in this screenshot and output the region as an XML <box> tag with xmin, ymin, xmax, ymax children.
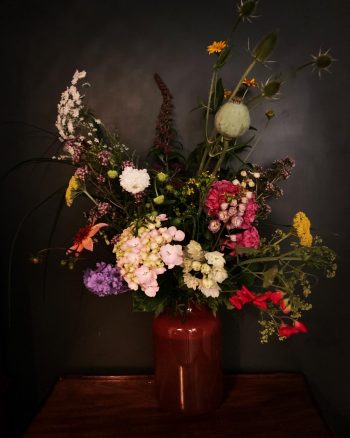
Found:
<box><xmin>182</xmin><ymin>241</ymin><xmax>228</xmax><ymax>298</ymax></box>
<box><xmin>186</xmin><ymin>240</ymin><xmax>204</xmax><ymax>261</ymax></box>
<box><xmin>204</xmin><ymin>251</ymin><xmax>225</xmax><ymax>268</ymax></box>
<box><xmin>119</xmin><ymin>167</ymin><xmax>150</xmax><ymax>194</ymax></box>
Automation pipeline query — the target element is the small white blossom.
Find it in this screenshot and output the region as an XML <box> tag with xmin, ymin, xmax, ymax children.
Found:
<box><xmin>71</xmin><ymin>70</ymin><xmax>87</xmax><ymax>85</ymax></box>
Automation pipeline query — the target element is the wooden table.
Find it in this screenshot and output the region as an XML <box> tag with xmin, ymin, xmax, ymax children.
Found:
<box><xmin>24</xmin><ymin>374</ymin><xmax>331</xmax><ymax>437</ymax></box>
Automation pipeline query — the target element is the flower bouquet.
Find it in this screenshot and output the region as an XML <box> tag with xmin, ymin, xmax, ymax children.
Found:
<box><xmin>33</xmin><ymin>0</ymin><xmax>337</xmax><ymax>346</ymax></box>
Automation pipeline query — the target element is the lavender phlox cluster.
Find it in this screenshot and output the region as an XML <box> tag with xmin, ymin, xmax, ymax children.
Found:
<box><xmin>97</xmin><ymin>150</ymin><xmax>112</xmax><ymax>166</ymax></box>
<box><xmin>63</xmin><ymin>139</ymin><xmax>86</xmax><ymax>164</ymax></box>
<box><xmin>83</xmin><ymin>262</ymin><xmax>128</xmax><ymax>297</ymax></box>
<box><xmin>88</xmin><ymin>202</ymin><xmax>111</xmax><ymax>222</ymax></box>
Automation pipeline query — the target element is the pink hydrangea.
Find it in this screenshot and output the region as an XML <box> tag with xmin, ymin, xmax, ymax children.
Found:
<box><xmin>160</xmin><ymin>244</ymin><xmax>183</xmax><ymax>269</ymax></box>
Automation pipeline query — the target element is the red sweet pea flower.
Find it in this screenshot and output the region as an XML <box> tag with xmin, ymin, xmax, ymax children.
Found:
<box><xmin>229</xmin><ymin>285</ymin><xmax>268</xmax><ymax>309</ymax></box>
<box><xmin>229</xmin><ymin>287</ymin><xmax>286</xmax><ymax>311</ymax></box>
<box><xmin>67</xmin><ymin>222</ymin><xmax>108</xmax><ymax>255</ymax></box>
<box><xmin>278</xmin><ymin>320</ymin><xmax>308</xmax><ymax>338</ymax></box>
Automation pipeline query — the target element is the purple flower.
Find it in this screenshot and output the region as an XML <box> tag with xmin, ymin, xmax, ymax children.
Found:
<box><xmin>83</xmin><ymin>262</ymin><xmax>128</xmax><ymax>297</ymax></box>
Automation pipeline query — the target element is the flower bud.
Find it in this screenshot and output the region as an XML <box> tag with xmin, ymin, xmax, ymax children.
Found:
<box><xmin>220</xmin><ymin>202</ymin><xmax>229</xmax><ymax>210</ymax></box>
<box><xmin>153</xmin><ymin>195</ymin><xmax>165</xmax><ymax>205</ymax></box>
<box><xmin>265</xmin><ymin>109</ymin><xmax>275</xmax><ymax>120</ymax></box>
<box><xmin>107</xmin><ymin>170</ymin><xmax>118</xmax><ymax>179</ymax></box>
<box><xmin>192</xmin><ymin>261</ymin><xmax>202</xmax><ymax>271</ymax></box>
<box><xmin>252</xmin><ymin>32</ymin><xmax>278</xmax><ymax>63</ymax></box>
<box><xmin>156</xmin><ymin>172</ymin><xmax>168</xmax><ymax>183</ymax></box>
<box><xmin>208</xmin><ymin>220</ymin><xmax>221</xmax><ymax>233</ymax></box>
<box><xmin>262</xmin><ymin>80</ymin><xmax>281</xmax><ymax>98</ymax></box>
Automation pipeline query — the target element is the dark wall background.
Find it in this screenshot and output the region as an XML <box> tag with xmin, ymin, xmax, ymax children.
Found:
<box><xmin>1</xmin><ymin>0</ymin><xmax>349</xmax><ymax>436</ymax></box>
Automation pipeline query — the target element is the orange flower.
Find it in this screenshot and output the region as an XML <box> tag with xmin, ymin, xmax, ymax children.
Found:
<box><xmin>207</xmin><ymin>40</ymin><xmax>227</xmax><ymax>55</ymax></box>
<box><xmin>242</xmin><ymin>78</ymin><xmax>257</xmax><ymax>87</ymax></box>
<box><xmin>224</xmin><ymin>89</ymin><xmax>233</xmax><ymax>99</ymax></box>
<box><xmin>68</xmin><ymin>223</ymin><xmax>108</xmax><ymax>255</ymax></box>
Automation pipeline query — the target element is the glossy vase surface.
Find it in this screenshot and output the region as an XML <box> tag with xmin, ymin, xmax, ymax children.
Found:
<box><xmin>153</xmin><ymin>304</ymin><xmax>223</xmax><ymax>415</ymax></box>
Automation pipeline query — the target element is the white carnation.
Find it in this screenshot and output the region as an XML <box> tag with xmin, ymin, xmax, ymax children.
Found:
<box><xmin>119</xmin><ymin>167</ymin><xmax>150</xmax><ymax>194</ymax></box>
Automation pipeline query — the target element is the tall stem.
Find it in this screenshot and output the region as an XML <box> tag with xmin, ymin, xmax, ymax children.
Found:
<box><xmin>229</xmin><ymin>59</ymin><xmax>257</xmax><ymax>101</ymax></box>
<box><xmin>211</xmin><ymin>138</ymin><xmax>230</xmax><ymax>178</ymax></box>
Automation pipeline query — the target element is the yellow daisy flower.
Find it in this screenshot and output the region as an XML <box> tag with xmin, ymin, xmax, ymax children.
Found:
<box><xmin>65</xmin><ymin>176</ymin><xmax>80</xmax><ymax>207</ymax></box>
<box><xmin>293</xmin><ymin>211</ymin><xmax>313</xmax><ymax>247</ymax></box>
<box><xmin>207</xmin><ymin>40</ymin><xmax>228</xmax><ymax>55</ymax></box>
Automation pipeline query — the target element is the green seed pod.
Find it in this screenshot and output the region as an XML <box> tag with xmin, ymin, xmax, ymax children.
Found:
<box><xmin>214</xmin><ymin>101</ymin><xmax>250</xmax><ymax>139</ymax></box>
<box><xmin>252</xmin><ymin>32</ymin><xmax>278</xmax><ymax>63</ymax></box>
<box><xmin>262</xmin><ymin>80</ymin><xmax>281</xmax><ymax>98</ymax></box>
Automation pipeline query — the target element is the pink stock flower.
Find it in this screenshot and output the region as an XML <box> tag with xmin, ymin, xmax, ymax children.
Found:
<box><xmin>242</xmin><ymin>199</ymin><xmax>258</xmax><ymax>227</ymax></box>
<box><xmin>223</xmin><ymin>226</ymin><xmax>260</xmax><ymax>256</ymax></box>
<box><xmin>205</xmin><ymin>180</ymin><xmax>241</xmax><ymax>217</ymax></box>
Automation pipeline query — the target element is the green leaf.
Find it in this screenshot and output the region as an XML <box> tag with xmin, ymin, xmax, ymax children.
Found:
<box><xmin>263</xmin><ymin>265</ymin><xmax>279</xmax><ymax>288</ymax></box>
<box><xmin>235</xmin><ymin>246</ymin><xmax>258</xmax><ymax>255</ymax></box>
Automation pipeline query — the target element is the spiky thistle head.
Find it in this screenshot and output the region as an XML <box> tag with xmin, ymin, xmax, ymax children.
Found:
<box><xmin>237</xmin><ymin>0</ymin><xmax>259</xmax><ymax>22</ymax></box>
<box><xmin>311</xmin><ymin>48</ymin><xmax>336</xmax><ymax>77</ymax></box>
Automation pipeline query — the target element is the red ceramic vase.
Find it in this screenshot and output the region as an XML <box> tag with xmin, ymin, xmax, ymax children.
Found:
<box><xmin>153</xmin><ymin>303</ymin><xmax>223</xmax><ymax>415</ymax></box>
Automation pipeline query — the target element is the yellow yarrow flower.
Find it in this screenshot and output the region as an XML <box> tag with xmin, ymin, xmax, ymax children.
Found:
<box><xmin>293</xmin><ymin>211</ymin><xmax>313</xmax><ymax>247</ymax></box>
<box><xmin>207</xmin><ymin>40</ymin><xmax>227</xmax><ymax>55</ymax></box>
<box><xmin>65</xmin><ymin>176</ymin><xmax>80</xmax><ymax>207</ymax></box>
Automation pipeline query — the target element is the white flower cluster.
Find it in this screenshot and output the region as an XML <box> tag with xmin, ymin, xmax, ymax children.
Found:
<box><xmin>183</xmin><ymin>240</ymin><xmax>228</xmax><ymax>298</ymax></box>
<box><xmin>119</xmin><ymin>166</ymin><xmax>150</xmax><ymax>194</ymax></box>
<box><xmin>55</xmin><ymin>70</ymin><xmax>86</xmax><ymax>140</ymax></box>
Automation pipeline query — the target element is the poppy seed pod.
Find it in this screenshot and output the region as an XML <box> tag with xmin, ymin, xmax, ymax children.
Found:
<box><xmin>214</xmin><ymin>101</ymin><xmax>250</xmax><ymax>139</ymax></box>
<box><xmin>252</xmin><ymin>32</ymin><xmax>278</xmax><ymax>63</ymax></box>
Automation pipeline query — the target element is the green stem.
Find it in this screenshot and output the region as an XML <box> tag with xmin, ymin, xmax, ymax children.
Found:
<box><xmin>229</xmin><ymin>59</ymin><xmax>257</xmax><ymax>101</ymax></box>
<box><xmin>295</xmin><ymin>61</ymin><xmax>314</xmax><ymax>72</ymax></box>
<box><xmin>239</xmin><ymin>255</ymin><xmax>305</xmax><ymax>266</ymax></box>
<box><xmin>198</xmin><ymin>70</ymin><xmax>218</xmax><ymax>176</ymax></box>
<box><xmin>211</xmin><ymin>138</ymin><xmax>230</xmax><ymax>178</ymax></box>
<box><xmin>83</xmin><ymin>190</ymin><xmax>98</xmax><ymax>205</ymax></box>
